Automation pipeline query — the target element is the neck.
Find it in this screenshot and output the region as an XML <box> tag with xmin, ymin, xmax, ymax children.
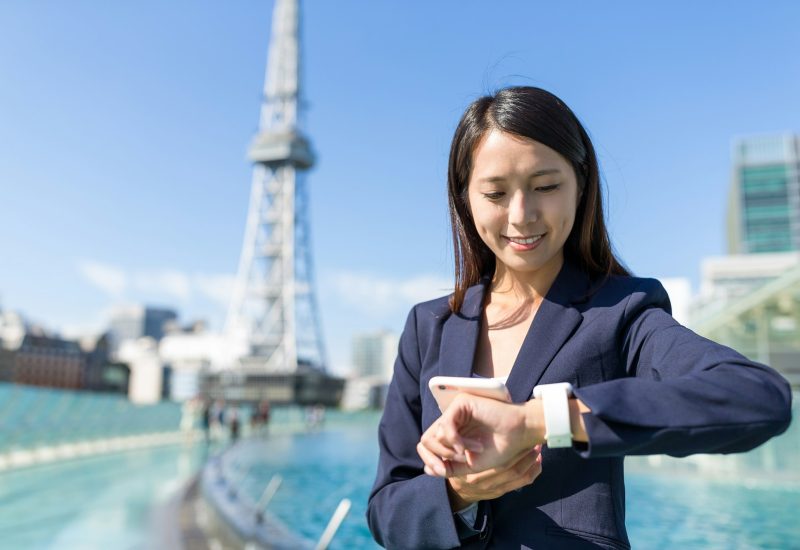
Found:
<box><xmin>490</xmin><ymin>253</ymin><xmax>564</xmax><ymax>304</ymax></box>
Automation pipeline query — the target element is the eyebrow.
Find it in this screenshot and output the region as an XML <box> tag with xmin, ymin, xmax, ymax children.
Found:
<box><xmin>478</xmin><ymin>168</ymin><xmax>561</xmax><ymax>183</ymax></box>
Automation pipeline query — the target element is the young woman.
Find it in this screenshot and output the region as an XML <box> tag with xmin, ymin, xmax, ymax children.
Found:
<box><xmin>366</xmin><ymin>86</ymin><xmax>792</xmax><ymax>549</ymax></box>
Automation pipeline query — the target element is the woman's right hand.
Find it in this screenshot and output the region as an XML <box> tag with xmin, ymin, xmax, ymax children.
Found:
<box><xmin>446</xmin><ymin>445</ymin><xmax>543</xmax><ymax>510</ymax></box>
<box><xmin>417</xmin><ymin>393</ymin><xmax>545</xmax><ymax>477</ymax></box>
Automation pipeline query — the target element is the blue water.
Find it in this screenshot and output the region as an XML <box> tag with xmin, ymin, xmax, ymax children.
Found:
<box><xmin>626</xmin><ymin>471</ymin><xmax>800</xmax><ymax>548</ymax></box>
<box><xmin>227</xmin><ymin>410</ymin><xmax>800</xmax><ymax>549</ymax></box>
<box><xmin>229</xmin><ymin>414</ymin><xmax>381</xmax><ymax>548</ymax></box>
<box><xmin>1</xmin><ymin>404</ymin><xmax>797</xmax><ymax>549</ymax></box>
<box><xmin>0</xmin><ymin>443</ymin><xmax>208</xmax><ymax>549</ymax></box>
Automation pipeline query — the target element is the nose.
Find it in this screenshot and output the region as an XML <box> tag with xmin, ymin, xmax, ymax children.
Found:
<box><xmin>508</xmin><ymin>189</ymin><xmax>537</xmax><ymax>227</ymax></box>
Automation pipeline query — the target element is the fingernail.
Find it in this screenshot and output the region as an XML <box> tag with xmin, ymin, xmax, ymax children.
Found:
<box><xmin>424</xmin><ymin>465</ymin><xmax>433</xmax><ymax>476</ymax></box>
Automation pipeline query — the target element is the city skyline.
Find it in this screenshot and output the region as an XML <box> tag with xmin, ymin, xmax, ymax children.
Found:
<box><xmin>1</xmin><ymin>2</ymin><xmax>799</xmax><ymax>374</ymax></box>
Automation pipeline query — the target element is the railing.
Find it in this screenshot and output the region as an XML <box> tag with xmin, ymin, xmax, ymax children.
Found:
<box><xmin>203</xmin><ymin>451</ymin><xmax>352</xmax><ymax>550</ymax></box>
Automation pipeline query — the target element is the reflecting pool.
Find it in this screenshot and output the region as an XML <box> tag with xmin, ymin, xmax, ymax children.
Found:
<box><xmin>227</xmin><ymin>407</ymin><xmax>799</xmax><ymax>549</ymax></box>
<box><xmin>1</xmin><ymin>404</ymin><xmax>797</xmax><ymax>549</ymax></box>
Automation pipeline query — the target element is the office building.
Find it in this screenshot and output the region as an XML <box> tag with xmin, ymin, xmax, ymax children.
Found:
<box><xmin>351</xmin><ymin>330</ymin><xmax>398</xmax><ymax>382</ymax></box>
<box><xmin>109</xmin><ymin>306</ymin><xmax>177</xmax><ymax>347</ymax></box>
<box><xmin>727</xmin><ymin>134</ymin><xmax>800</xmax><ymax>254</ymax></box>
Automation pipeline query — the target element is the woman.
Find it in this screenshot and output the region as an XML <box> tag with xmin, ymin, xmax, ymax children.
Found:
<box><xmin>366</xmin><ymin>86</ymin><xmax>792</xmax><ymax>549</ymax></box>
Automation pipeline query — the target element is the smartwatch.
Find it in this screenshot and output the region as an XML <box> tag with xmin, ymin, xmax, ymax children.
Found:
<box><xmin>532</xmin><ymin>382</ymin><xmax>574</xmax><ymax>448</ymax></box>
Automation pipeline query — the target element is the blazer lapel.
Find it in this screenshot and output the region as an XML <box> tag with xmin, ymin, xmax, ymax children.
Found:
<box><xmin>505</xmin><ymin>262</ymin><xmax>588</xmax><ymax>403</ymax></box>
<box><xmin>436</xmin><ymin>263</ymin><xmax>589</xmax><ymax>402</ymax></box>
<box><xmin>437</xmin><ymin>277</ymin><xmax>489</xmax><ymax>378</ymax></box>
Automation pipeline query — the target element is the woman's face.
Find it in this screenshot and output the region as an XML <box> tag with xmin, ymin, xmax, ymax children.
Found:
<box><xmin>467</xmin><ymin>130</ymin><xmax>581</xmax><ymax>280</ymax></box>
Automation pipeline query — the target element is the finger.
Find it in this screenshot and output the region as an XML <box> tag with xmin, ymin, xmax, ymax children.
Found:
<box><xmin>483</xmin><ymin>451</ymin><xmax>540</xmax><ymax>490</ymax></box>
<box><xmin>521</xmin><ymin>456</ymin><xmax>543</xmax><ymax>485</ymax></box>
<box><xmin>420</xmin><ymin>429</ymin><xmax>464</xmax><ymax>462</ymax></box>
<box><xmin>447</xmin><ymin>459</ymin><xmax>484</xmax><ymax>478</ymax></box>
<box><xmin>456</xmin><ymin>467</ymin><xmax>504</xmax><ymax>486</ymax></box>
<box><xmin>434</xmin><ymin>417</ymin><xmax>474</xmax><ymax>461</ymax></box>
<box><xmin>461</xmin><ymin>437</ymin><xmax>485</xmax><ymax>453</ymax></box>
<box><xmin>438</xmin><ymin>397</ymin><xmax>485</xmax><ymax>453</ymax></box>
<box><xmin>494</xmin><ymin>459</ymin><xmax>542</xmax><ymax>495</ymax></box>
<box><xmin>416</xmin><ymin>441</ymin><xmax>448</xmax><ymax>477</ymax></box>
<box><xmin>510</xmin><ymin>450</ymin><xmax>539</xmax><ymax>476</ymax></box>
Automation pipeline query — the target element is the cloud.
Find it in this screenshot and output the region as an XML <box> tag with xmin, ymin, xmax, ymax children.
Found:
<box><xmin>76</xmin><ymin>259</ymin><xmax>235</xmax><ymax>307</ymax></box>
<box><xmin>77</xmin><ymin>260</ymin><xmax>127</xmax><ymax>296</ymax></box>
<box><xmin>327</xmin><ymin>271</ymin><xmax>452</xmax><ymax>316</ymax></box>
<box><xmin>133</xmin><ymin>270</ymin><xmax>192</xmax><ymax>301</ymax></box>
<box><xmin>193</xmin><ymin>273</ymin><xmax>236</xmax><ymax>306</ymax></box>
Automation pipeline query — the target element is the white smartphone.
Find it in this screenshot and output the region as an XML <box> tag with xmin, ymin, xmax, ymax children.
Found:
<box><xmin>428</xmin><ymin>375</ymin><xmax>511</xmax><ymax>412</ymax></box>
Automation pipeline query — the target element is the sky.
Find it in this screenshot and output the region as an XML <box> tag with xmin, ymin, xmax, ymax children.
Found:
<box><xmin>1</xmin><ymin>1</ymin><xmax>799</xmax><ymax>375</ymax></box>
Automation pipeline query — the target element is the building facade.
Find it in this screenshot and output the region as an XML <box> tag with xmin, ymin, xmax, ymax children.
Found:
<box><xmin>109</xmin><ymin>306</ymin><xmax>177</xmax><ymax>347</ymax></box>
<box><xmin>351</xmin><ymin>330</ymin><xmax>398</xmax><ymax>382</ymax></box>
<box><xmin>728</xmin><ymin>134</ymin><xmax>800</xmax><ymax>254</ymax></box>
<box><xmin>1</xmin><ymin>332</ymin><xmax>85</xmax><ymax>390</ymax></box>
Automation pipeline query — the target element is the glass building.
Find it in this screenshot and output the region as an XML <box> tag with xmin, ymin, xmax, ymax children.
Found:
<box><xmin>727</xmin><ymin>134</ymin><xmax>800</xmax><ymax>254</ymax></box>
<box><xmin>689</xmin><ymin>134</ymin><xmax>800</xmax><ymax>388</ymax></box>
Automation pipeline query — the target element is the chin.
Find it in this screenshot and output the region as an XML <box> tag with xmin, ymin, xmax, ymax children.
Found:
<box><xmin>498</xmin><ymin>252</ymin><xmax>561</xmax><ymax>274</ymax></box>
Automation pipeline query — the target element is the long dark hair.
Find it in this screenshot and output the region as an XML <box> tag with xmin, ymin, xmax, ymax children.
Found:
<box><xmin>447</xmin><ymin>86</ymin><xmax>629</xmax><ymax>312</ymax></box>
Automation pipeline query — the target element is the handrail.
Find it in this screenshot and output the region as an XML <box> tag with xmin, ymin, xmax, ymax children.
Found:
<box><xmin>255</xmin><ymin>474</ymin><xmax>282</xmax><ymax>523</ymax></box>
<box><xmin>314</xmin><ymin>498</ymin><xmax>351</xmax><ymax>550</ymax></box>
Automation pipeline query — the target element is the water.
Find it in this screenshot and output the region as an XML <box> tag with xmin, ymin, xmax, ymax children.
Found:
<box><xmin>226</xmin><ymin>410</ymin><xmax>800</xmax><ymax>549</ymax></box>
<box><xmin>227</xmin><ymin>412</ymin><xmax>381</xmax><ymax>548</ymax></box>
<box><xmin>0</xmin><ymin>405</ymin><xmax>797</xmax><ymax>549</ymax></box>
<box><xmin>626</xmin><ymin>471</ymin><xmax>800</xmax><ymax>548</ymax></box>
<box><xmin>0</xmin><ymin>442</ymin><xmax>208</xmax><ymax>549</ymax></box>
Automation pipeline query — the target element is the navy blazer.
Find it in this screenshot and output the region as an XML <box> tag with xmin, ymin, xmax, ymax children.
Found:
<box><xmin>367</xmin><ymin>262</ymin><xmax>792</xmax><ymax>549</ymax></box>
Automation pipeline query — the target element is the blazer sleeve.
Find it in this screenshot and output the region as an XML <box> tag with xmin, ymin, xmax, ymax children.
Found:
<box><xmin>366</xmin><ymin>306</ymin><xmax>463</xmax><ymax>550</ymax></box>
<box><xmin>573</xmin><ymin>278</ymin><xmax>793</xmax><ymax>458</ymax></box>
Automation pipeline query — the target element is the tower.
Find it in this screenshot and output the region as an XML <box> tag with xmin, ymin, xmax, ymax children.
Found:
<box><xmin>226</xmin><ymin>0</ymin><xmax>327</xmax><ymax>376</ymax></box>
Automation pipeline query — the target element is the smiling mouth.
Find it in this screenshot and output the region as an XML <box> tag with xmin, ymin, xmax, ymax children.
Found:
<box><xmin>503</xmin><ymin>234</ymin><xmax>545</xmax><ymax>245</ymax></box>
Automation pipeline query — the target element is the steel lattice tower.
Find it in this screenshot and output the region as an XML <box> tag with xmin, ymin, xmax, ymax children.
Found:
<box><xmin>226</xmin><ymin>0</ymin><xmax>327</xmax><ymax>374</ymax></box>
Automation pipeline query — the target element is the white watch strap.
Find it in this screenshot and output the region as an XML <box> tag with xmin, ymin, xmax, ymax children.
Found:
<box><xmin>533</xmin><ymin>382</ymin><xmax>574</xmax><ymax>448</ymax></box>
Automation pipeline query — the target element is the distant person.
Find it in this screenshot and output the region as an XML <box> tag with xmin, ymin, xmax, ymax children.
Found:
<box><xmin>367</xmin><ymin>86</ymin><xmax>792</xmax><ymax>549</ymax></box>
<box><xmin>228</xmin><ymin>406</ymin><xmax>240</xmax><ymax>443</ymax></box>
<box><xmin>305</xmin><ymin>404</ymin><xmax>325</xmax><ymax>431</ymax></box>
<box><xmin>201</xmin><ymin>399</ymin><xmax>212</xmax><ymax>444</ymax></box>
<box><xmin>179</xmin><ymin>397</ymin><xmax>198</xmax><ymax>442</ymax></box>
<box><xmin>212</xmin><ymin>399</ymin><xmax>225</xmax><ymax>441</ymax></box>
<box><xmin>251</xmin><ymin>399</ymin><xmax>271</xmax><ymax>436</ymax></box>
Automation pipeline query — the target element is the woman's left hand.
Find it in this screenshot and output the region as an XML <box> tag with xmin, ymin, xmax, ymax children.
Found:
<box><xmin>417</xmin><ymin>392</ymin><xmax>545</xmax><ymax>478</ymax></box>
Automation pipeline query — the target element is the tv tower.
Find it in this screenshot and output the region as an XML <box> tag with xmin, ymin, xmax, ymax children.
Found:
<box><xmin>226</xmin><ymin>0</ymin><xmax>327</xmax><ymax>378</ymax></box>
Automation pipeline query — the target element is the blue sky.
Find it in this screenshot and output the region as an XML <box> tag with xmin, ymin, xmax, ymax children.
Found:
<box><xmin>1</xmin><ymin>1</ymin><xmax>798</xmax><ymax>374</ymax></box>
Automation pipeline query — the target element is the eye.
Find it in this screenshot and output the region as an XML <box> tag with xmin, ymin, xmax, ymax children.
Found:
<box><xmin>536</xmin><ymin>184</ymin><xmax>560</xmax><ymax>193</ymax></box>
<box><xmin>482</xmin><ymin>191</ymin><xmax>505</xmax><ymax>200</ymax></box>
